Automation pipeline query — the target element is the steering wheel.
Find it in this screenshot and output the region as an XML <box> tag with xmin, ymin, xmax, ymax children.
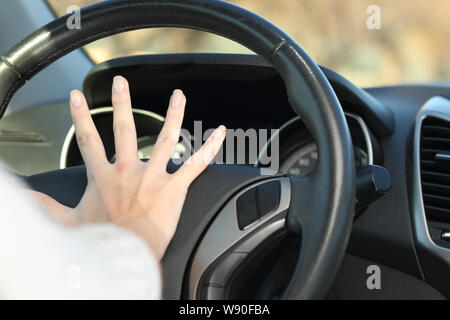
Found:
<box><xmin>0</xmin><ymin>0</ymin><xmax>355</xmax><ymax>299</ymax></box>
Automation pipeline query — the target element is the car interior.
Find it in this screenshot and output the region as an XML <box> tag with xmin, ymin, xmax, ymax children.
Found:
<box><xmin>0</xmin><ymin>0</ymin><xmax>449</xmax><ymax>300</ymax></box>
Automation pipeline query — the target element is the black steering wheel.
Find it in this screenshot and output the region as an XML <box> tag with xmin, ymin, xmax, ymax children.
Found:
<box><xmin>0</xmin><ymin>0</ymin><xmax>355</xmax><ymax>299</ymax></box>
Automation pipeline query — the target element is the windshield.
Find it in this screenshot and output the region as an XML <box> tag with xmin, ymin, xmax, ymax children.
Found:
<box><xmin>47</xmin><ymin>0</ymin><xmax>449</xmax><ymax>87</ymax></box>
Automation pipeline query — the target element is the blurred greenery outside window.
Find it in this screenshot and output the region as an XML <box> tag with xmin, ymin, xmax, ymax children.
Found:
<box><xmin>47</xmin><ymin>0</ymin><xmax>449</xmax><ymax>87</ymax></box>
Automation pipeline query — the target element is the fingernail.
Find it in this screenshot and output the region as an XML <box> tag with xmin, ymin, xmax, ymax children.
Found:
<box><xmin>70</xmin><ymin>90</ymin><xmax>81</xmax><ymax>107</ymax></box>
<box><xmin>211</xmin><ymin>126</ymin><xmax>226</xmax><ymax>141</ymax></box>
<box><xmin>113</xmin><ymin>76</ymin><xmax>125</xmax><ymax>92</ymax></box>
<box><xmin>170</xmin><ymin>89</ymin><xmax>183</xmax><ymax>107</ymax></box>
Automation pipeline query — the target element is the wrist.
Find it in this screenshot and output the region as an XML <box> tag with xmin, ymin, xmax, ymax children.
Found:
<box><xmin>119</xmin><ymin>216</ymin><xmax>170</xmax><ymax>260</ymax></box>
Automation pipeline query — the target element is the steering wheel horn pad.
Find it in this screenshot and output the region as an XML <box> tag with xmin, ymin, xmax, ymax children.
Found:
<box><xmin>2</xmin><ymin>0</ymin><xmax>355</xmax><ymax>299</ymax></box>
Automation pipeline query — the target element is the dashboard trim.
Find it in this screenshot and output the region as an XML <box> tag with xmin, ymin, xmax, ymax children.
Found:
<box><xmin>345</xmin><ymin>112</ymin><xmax>374</xmax><ymax>166</ymax></box>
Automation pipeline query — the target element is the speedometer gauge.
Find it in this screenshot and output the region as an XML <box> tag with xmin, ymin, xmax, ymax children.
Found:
<box><xmin>280</xmin><ymin>143</ymin><xmax>318</xmax><ymax>177</ymax></box>
<box><xmin>258</xmin><ymin>112</ymin><xmax>375</xmax><ymax>179</ymax></box>
<box><xmin>280</xmin><ymin>143</ymin><xmax>369</xmax><ymax>178</ymax></box>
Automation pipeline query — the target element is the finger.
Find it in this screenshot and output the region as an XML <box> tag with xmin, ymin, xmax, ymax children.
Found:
<box><xmin>70</xmin><ymin>90</ymin><xmax>108</xmax><ymax>172</ymax></box>
<box><xmin>149</xmin><ymin>89</ymin><xmax>186</xmax><ymax>170</ymax></box>
<box><xmin>111</xmin><ymin>76</ymin><xmax>138</xmax><ymax>165</ymax></box>
<box><xmin>174</xmin><ymin>125</ymin><xmax>226</xmax><ymax>185</ymax></box>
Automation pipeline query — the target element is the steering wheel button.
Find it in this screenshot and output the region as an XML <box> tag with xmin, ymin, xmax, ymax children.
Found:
<box><xmin>257</xmin><ymin>181</ymin><xmax>281</xmax><ymax>218</ymax></box>
<box><xmin>236</xmin><ymin>188</ymin><xmax>259</xmax><ymax>229</ymax></box>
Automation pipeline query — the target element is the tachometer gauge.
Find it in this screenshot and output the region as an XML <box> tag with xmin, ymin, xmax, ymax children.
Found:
<box><xmin>61</xmin><ymin>106</ymin><xmax>191</xmax><ymax>169</ymax></box>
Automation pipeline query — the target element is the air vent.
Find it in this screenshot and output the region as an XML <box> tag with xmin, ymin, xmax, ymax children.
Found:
<box><xmin>420</xmin><ymin>117</ymin><xmax>450</xmax><ymax>222</ymax></box>
<box><xmin>0</xmin><ymin>129</ymin><xmax>48</xmax><ymax>143</ymax></box>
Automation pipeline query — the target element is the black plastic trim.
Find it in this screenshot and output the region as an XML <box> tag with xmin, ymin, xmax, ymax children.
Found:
<box><xmin>83</xmin><ymin>53</ymin><xmax>394</xmax><ymax>138</ymax></box>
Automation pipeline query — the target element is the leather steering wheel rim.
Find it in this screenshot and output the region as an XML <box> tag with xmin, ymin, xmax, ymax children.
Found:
<box><xmin>0</xmin><ymin>0</ymin><xmax>355</xmax><ymax>299</ymax></box>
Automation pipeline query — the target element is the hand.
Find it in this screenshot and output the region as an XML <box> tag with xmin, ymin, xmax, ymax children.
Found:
<box><xmin>29</xmin><ymin>76</ymin><xmax>226</xmax><ymax>259</ymax></box>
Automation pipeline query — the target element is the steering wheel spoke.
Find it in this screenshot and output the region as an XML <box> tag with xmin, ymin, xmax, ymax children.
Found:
<box><xmin>188</xmin><ymin>177</ymin><xmax>291</xmax><ymax>299</ymax></box>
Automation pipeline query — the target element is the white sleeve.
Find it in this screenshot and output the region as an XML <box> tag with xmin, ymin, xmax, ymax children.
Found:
<box><xmin>0</xmin><ymin>167</ymin><xmax>161</xmax><ymax>300</ymax></box>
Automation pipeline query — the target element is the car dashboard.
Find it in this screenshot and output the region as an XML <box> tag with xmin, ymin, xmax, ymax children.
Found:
<box><xmin>62</xmin><ymin>54</ymin><xmax>389</xmax><ymax>175</ymax></box>
<box><xmin>0</xmin><ymin>53</ymin><xmax>449</xmax><ymax>299</ymax></box>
